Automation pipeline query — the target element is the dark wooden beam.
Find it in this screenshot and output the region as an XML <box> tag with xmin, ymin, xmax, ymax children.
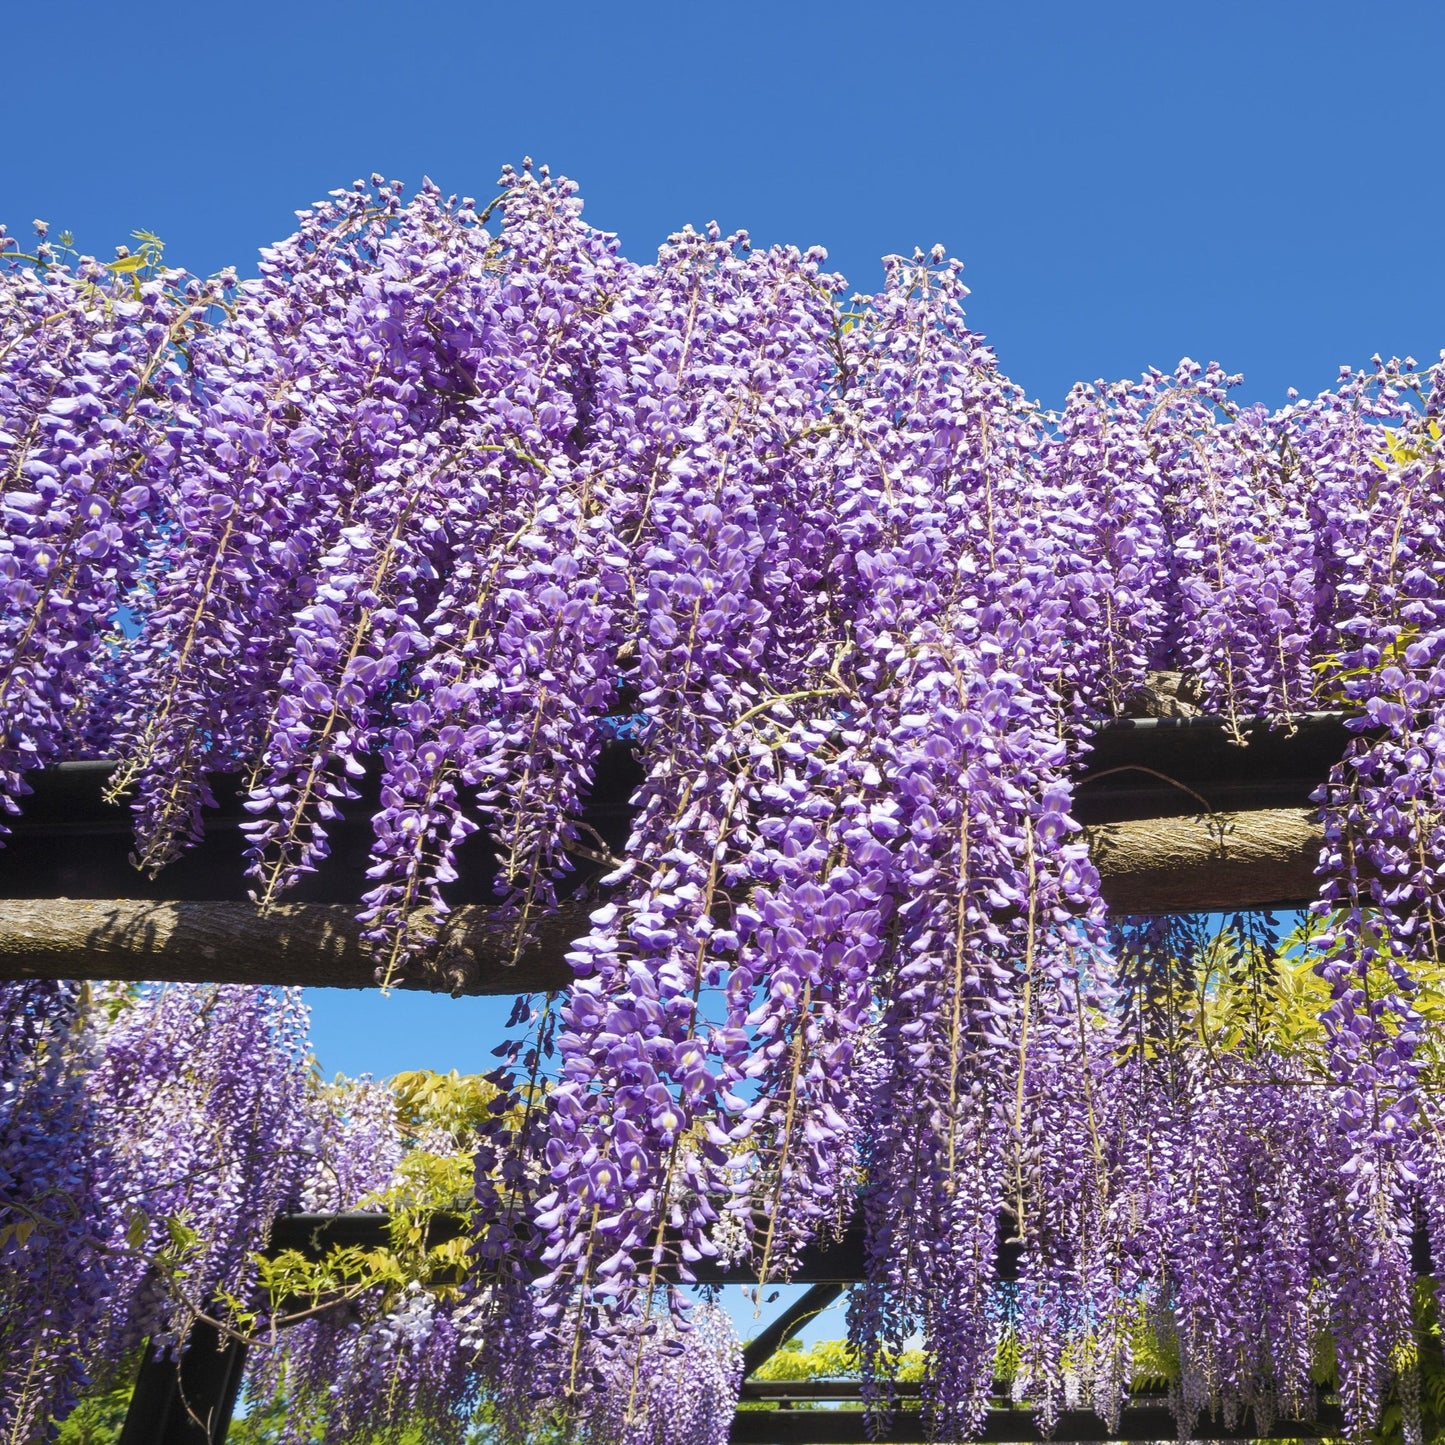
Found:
<box><xmin>0</xmin><ymin>717</ymin><xmax>1356</xmax><ymax>991</ymax></box>
<box><xmin>265</xmin><ymin>1210</ymin><xmax>883</xmax><ymax>1286</ymax></box>
<box><xmin>727</xmin><ymin>1403</ymin><xmax>1345</xmax><ymax>1443</ymax></box>
<box><xmin>741</xmin><ymin>1380</ymin><xmax>918</xmax><ymax>1400</ymax></box>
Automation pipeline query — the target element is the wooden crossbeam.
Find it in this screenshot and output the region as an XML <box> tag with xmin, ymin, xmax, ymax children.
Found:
<box><xmin>0</xmin><ymin>805</ymin><xmax>1323</xmax><ymax>992</ymax></box>
<box><xmin>727</xmin><ymin>1403</ymin><xmax>1346</xmax><ymax>1443</ymax></box>
<box><xmin>127</xmin><ymin>1206</ymin><xmax>1404</xmax><ymax>1445</ymax></box>
<box><xmin>0</xmin><ymin>716</ymin><xmax>1354</xmax><ymax>991</ymax></box>
<box><xmin>742</xmin><ymin>1380</ymin><xmax>910</xmax><ymax>1399</ymax></box>
<box><xmin>0</xmin><ymin>897</ymin><xmax>584</xmax><ymax>994</ymax></box>
<box><xmin>265</xmin><ymin>1210</ymin><xmax>878</xmax><ymax>1284</ymax></box>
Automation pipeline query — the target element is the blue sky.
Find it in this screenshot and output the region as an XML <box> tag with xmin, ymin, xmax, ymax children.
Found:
<box><xmin>5</xmin><ymin>0</ymin><xmax>1441</xmax><ymax>1077</ymax></box>
<box><xmin>8</xmin><ymin>0</ymin><xmax>1441</xmax><ymax>1352</ymax></box>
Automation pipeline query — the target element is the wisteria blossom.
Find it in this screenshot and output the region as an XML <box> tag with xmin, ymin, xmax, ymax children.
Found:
<box><xmin>3</xmin><ymin>167</ymin><xmax>1445</xmax><ymax>1442</ymax></box>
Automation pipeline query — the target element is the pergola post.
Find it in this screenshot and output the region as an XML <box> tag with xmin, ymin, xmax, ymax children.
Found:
<box><xmin>118</xmin><ymin>1320</ymin><xmax>247</xmax><ymax>1445</ymax></box>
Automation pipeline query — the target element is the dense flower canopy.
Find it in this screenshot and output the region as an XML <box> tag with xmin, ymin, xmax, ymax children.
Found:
<box><xmin>3</xmin><ymin>164</ymin><xmax>1445</xmax><ymax>1442</ymax></box>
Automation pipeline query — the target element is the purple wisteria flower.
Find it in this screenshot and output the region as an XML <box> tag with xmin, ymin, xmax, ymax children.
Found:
<box><xmin>3</xmin><ymin>174</ymin><xmax>1445</xmax><ymax>1443</ymax></box>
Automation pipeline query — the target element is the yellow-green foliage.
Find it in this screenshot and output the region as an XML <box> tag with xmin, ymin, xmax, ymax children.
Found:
<box><xmin>390</xmin><ymin>1068</ymin><xmax>505</xmax><ymax>1144</ymax></box>
<box><xmin>1167</xmin><ymin>911</ymin><xmax>1445</xmax><ymax>1088</ymax></box>
<box><xmin>750</xmin><ymin>1335</ymin><xmax>926</xmax><ymax>1383</ymax></box>
<box><xmin>53</xmin><ymin>1375</ymin><xmax>132</xmax><ymax>1445</ymax></box>
<box><xmin>238</xmin><ymin>1069</ymin><xmax>508</xmax><ymax>1329</ymax></box>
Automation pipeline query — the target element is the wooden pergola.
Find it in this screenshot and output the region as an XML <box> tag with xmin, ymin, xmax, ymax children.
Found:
<box><xmin>0</xmin><ymin>714</ymin><xmax>1373</xmax><ymax>1443</ymax></box>
<box><xmin>120</xmin><ymin>1208</ymin><xmax>1373</xmax><ymax>1444</ymax></box>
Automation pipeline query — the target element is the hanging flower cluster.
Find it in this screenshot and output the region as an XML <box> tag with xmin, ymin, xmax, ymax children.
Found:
<box><xmin>0</xmin><ymin>975</ymin><xmax>735</xmax><ymax>1445</ymax></box>
<box><xmin>4</xmin><ymin>166</ymin><xmax>1445</xmax><ymax>1441</ymax></box>
<box><xmin>579</xmin><ymin>1298</ymin><xmax>741</xmax><ymax>1445</ymax></box>
<box><xmin>0</xmin><ymin>980</ymin><xmax>107</xmax><ymax>1440</ymax></box>
<box><xmin>0</xmin><ymin>227</ymin><xmax>222</xmax><ymax>833</ymax></box>
<box><xmin>0</xmin><ymin>980</ymin><xmax>312</xmax><ymax>1440</ymax></box>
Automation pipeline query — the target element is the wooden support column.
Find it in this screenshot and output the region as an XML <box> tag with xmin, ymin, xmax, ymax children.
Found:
<box><xmin>118</xmin><ymin>1320</ymin><xmax>247</xmax><ymax>1445</ymax></box>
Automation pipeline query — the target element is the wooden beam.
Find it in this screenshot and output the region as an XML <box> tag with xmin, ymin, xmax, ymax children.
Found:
<box><xmin>1</xmin><ymin>716</ymin><xmax>1353</xmax><ymax>992</ymax></box>
<box><xmin>257</xmin><ymin>1208</ymin><xmax>1435</xmax><ymax>1285</ymax></box>
<box><xmin>727</xmin><ymin>1404</ymin><xmax>1344</xmax><ymax>1444</ymax></box>
<box><xmin>266</xmin><ymin>1210</ymin><xmax>882</xmax><ymax>1285</ymax></box>
<box><xmin>741</xmin><ymin>1380</ymin><xmax>919</xmax><ymax>1400</ymax></box>
<box><xmin>0</xmin><ymin>898</ymin><xmax>585</xmax><ymax>994</ymax></box>
<box><xmin>1085</xmin><ymin>805</ymin><xmax>1322</xmax><ymax>912</ymax></box>
<box><xmin>0</xmin><ymin>807</ymin><xmax>1324</xmax><ymax>992</ymax></box>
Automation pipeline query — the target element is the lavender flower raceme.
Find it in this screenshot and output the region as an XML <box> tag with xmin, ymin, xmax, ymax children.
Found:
<box><xmin>4</xmin><ymin>172</ymin><xmax>1445</xmax><ymax>1441</ymax></box>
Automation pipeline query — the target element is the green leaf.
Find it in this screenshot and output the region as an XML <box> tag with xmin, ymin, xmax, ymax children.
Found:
<box><xmin>163</xmin><ymin>1216</ymin><xmax>200</xmax><ymax>1252</ymax></box>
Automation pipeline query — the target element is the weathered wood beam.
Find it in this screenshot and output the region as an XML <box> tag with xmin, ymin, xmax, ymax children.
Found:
<box><xmin>0</xmin><ymin>808</ymin><xmax>1325</xmax><ymax>992</ymax></box>
<box><xmin>1</xmin><ymin>717</ymin><xmax>1354</xmax><ymax>991</ymax></box>
<box><xmin>1085</xmin><ymin>805</ymin><xmax>1323</xmax><ymax>912</ymax></box>
<box><xmin>0</xmin><ymin>898</ymin><xmax>587</xmax><ymax>994</ymax></box>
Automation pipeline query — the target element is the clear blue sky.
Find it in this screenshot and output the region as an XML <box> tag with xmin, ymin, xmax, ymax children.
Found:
<box><xmin>5</xmin><ymin>0</ymin><xmax>1443</xmax><ymax>1082</ymax></box>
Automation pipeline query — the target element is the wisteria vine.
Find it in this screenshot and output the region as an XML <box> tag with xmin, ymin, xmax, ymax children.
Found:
<box><xmin>4</xmin><ymin>165</ymin><xmax>1445</xmax><ymax>1442</ymax></box>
